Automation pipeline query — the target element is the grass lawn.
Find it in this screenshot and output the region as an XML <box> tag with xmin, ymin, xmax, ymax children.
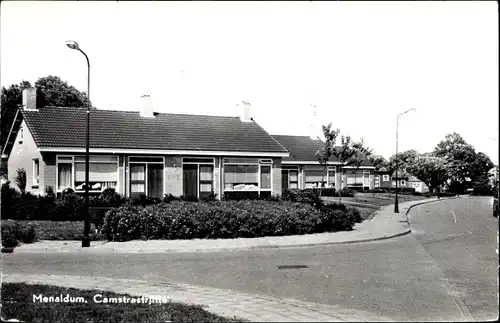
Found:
<box><xmin>1</xmin><ymin>219</ymin><xmax>106</xmax><ymax>241</ymax></box>
<box><xmin>1</xmin><ymin>283</ymin><xmax>245</xmax><ymax>323</ymax></box>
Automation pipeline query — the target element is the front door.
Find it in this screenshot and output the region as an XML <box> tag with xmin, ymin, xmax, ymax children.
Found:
<box><xmin>147</xmin><ymin>163</ymin><xmax>164</xmax><ymax>198</ymax></box>
<box><xmin>183</xmin><ymin>164</ymin><xmax>198</xmax><ymax>199</ymax></box>
<box><xmin>281</xmin><ymin>170</ymin><xmax>289</xmax><ymax>190</ymax></box>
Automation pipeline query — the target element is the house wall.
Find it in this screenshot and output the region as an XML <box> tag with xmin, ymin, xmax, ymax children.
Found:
<box><xmin>7</xmin><ymin>120</ymin><xmax>44</xmax><ymax>195</ymax></box>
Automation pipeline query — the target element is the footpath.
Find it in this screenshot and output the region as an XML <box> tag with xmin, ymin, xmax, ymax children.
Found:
<box><xmin>13</xmin><ymin>197</ymin><xmax>457</xmax><ymax>254</ymax></box>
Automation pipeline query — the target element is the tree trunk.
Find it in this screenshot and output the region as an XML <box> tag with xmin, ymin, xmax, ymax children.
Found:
<box><xmin>338</xmin><ymin>188</ymin><xmax>342</xmax><ymax>204</ymax></box>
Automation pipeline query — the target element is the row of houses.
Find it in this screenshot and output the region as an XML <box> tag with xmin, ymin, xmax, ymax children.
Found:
<box><xmin>1</xmin><ymin>88</ymin><xmax>428</xmax><ymax>199</ymax></box>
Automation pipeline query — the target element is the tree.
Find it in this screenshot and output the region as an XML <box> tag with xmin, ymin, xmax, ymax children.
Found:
<box><xmin>434</xmin><ymin>132</ymin><xmax>477</xmax><ymax>188</ymax></box>
<box><xmin>406</xmin><ymin>155</ymin><xmax>449</xmax><ymax>198</ymax></box>
<box><xmin>388</xmin><ymin>149</ymin><xmax>419</xmax><ymax>175</ymax></box>
<box><xmin>1</xmin><ymin>76</ymin><xmax>90</xmax><ymax>178</ymax></box>
<box><xmin>315</xmin><ymin>124</ymin><xmax>340</xmax><ymax>197</ymax></box>
<box><xmin>14</xmin><ymin>168</ymin><xmax>27</xmax><ymax>195</ymax></box>
<box><xmin>34</xmin><ymin>75</ymin><xmax>91</xmax><ymax>109</ymax></box>
<box><xmin>434</xmin><ymin>133</ymin><xmax>495</xmax><ymax>192</ymax></box>
<box><xmin>316</xmin><ymin>124</ymin><xmax>372</xmax><ymax>203</ymax></box>
<box><xmin>368</xmin><ymin>155</ymin><xmax>389</xmax><ymax>171</ymax></box>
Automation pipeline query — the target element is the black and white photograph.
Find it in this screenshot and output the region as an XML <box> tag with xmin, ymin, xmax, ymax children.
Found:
<box><xmin>0</xmin><ymin>1</ymin><xmax>498</xmax><ymax>322</ymax></box>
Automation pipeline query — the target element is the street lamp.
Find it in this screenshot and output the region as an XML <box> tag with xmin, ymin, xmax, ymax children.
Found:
<box><xmin>394</xmin><ymin>108</ymin><xmax>416</xmax><ymax>213</ymax></box>
<box><xmin>66</xmin><ymin>40</ymin><xmax>91</xmax><ymax>247</ymax></box>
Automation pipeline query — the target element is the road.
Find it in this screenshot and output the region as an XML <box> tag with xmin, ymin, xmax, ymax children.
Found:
<box><xmin>2</xmin><ymin>197</ymin><xmax>498</xmax><ymax>321</ymax></box>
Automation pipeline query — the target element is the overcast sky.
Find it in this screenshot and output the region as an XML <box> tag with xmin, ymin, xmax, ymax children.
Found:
<box><xmin>1</xmin><ymin>1</ymin><xmax>498</xmax><ymax>164</ymax></box>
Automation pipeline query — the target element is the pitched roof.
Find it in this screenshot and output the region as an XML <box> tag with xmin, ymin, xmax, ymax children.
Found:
<box><xmin>20</xmin><ymin>107</ymin><xmax>289</xmax><ymax>154</ymax></box>
<box><xmin>271</xmin><ymin>134</ymin><xmax>373</xmax><ymax>166</ymax></box>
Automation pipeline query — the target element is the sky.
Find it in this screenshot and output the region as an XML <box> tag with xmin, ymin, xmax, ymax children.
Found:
<box><xmin>1</xmin><ymin>1</ymin><xmax>498</xmax><ymax>164</ymax></box>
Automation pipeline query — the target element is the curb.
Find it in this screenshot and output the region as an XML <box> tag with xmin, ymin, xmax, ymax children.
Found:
<box><xmin>9</xmin><ymin>197</ymin><xmax>461</xmax><ymax>254</ymax></box>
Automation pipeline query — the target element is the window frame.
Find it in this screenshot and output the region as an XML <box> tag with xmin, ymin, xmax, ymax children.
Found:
<box><xmin>304</xmin><ymin>165</ymin><xmax>327</xmax><ymax>188</ymax></box>
<box><xmin>32</xmin><ymin>158</ymin><xmax>40</xmax><ymax>188</ymax></box>
<box><xmin>327</xmin><ymin>166</ymin><xmax>336</xmax><ymax>188</ymax></box>
<box><xmin>382</xmin><ymin>174</ymin><xmax>390</xmax><ymax>181</ymax></box>
<box><xmin>223</xmin><ymin>158</ymin><xmax>272</xmax><ymax>193</ymax></box>
<box><xmin>282</xmin><ymin>165</ymin><xmax>299</xmax><ymax>189</ymax></box>
<box><xmin>182</xmin><ymin>157</ymin><xmax>215</xmax><ymax>199</ymax></box>
<box><xmin>128</xmin><ymin>156</ymin><xmax>165</xmax><ymax>198</ymax></box>
<box><xmin>56</xmin><ymin>155</ymin><xmax>120</xmax><ymax>193</ymax></box>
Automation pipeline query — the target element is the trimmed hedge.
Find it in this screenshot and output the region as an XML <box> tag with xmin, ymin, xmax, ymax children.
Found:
<box><xmin>368</xmin><ymin>187</ymin><xmax>416</xmax><ymax>194</ymax></box>
<box><xmin>102</xmin><ymin>200</ymin><xmax>358</xmax><ymax>241</ymax></box>
<box><xmin>1</xmin><ymin>221</ymin><xmax>37</xmax><ymax>248</ymax></box>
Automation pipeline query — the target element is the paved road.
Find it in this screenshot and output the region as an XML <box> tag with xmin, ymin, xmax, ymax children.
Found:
<box><xmin>2</xmin><ymin>197</ymin><xmax>498</xmax><ymax>321</ymax></box>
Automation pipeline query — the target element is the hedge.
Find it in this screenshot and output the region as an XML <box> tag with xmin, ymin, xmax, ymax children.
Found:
<box><xmin>102</xmin><ymin>200</ymin><xmax>360</xmax><ymax>241</ymax></box>
<box><xmin>1</xmin><ymin>221</ymin><xmax>37</xmax><ymax>248</ymax></box>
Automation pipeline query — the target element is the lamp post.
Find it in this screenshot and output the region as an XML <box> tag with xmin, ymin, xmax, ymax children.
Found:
<box><xmin>66</xmin><ymin>40</ymin><xmax>91</xmax><ymax>247</ymax></box>
<box><xmin>394</xmin><ymin>108</ymin><xmax>416</xmax><ymax>213</ymax></box>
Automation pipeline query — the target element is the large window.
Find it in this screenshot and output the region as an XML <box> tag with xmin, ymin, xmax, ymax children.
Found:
<box><xmin>32</xmin><ymin>159</ymin><xmax>39</xmax><ymax>187</ymax></box>
<box><xmin>304</xmin><ymin>165</ymin><xmax>326</xmax><ymax>189</ymax></box>
<box><xmin>129</xmin><ymin>156</ymin><xmax>164</xmax><ymax>198</ymax></box>
<box><xmin>223</xmin><ymin>158</ymin><xmax>272</xmax><ymax>192</ymax></box>
<box><xmin>56</xmin><ymin>155</ymin><xmax>119</xmax><ymax>193</ymax></box>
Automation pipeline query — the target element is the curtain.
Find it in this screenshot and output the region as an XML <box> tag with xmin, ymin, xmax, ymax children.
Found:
<box><xmin>130</xmin><ymin>164</ymin><xmax>145</xmax><ymax>194</ymax></box>
<box><xmin>200</xmin><ymin>165</ymin><xmax>213</xmax><ymax>192</ymax></box>
<box><xmin>58</xmin><ymin>163</ymin><xmax>72</xmax><ymax>190</ymax></box>
<box><xmin>75</xmin><ymin>163</ymin><xmax>117</xmax><ymax>182</ymax></box>
<box><xmin>224</xmin><ymin>165</ymin><xmax>258</xmax><ymax>184</ymax></box>
<box><xmin>260</xmin><ymin>166</ymin><xmax>271</xmax><ymax>189</ymax></box>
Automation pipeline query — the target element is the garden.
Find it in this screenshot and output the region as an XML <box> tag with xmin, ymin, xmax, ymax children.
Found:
<box><xmin>1</xmin><ymin>179</ymin><xmax>365</xmax><ymax>247</ymax></box>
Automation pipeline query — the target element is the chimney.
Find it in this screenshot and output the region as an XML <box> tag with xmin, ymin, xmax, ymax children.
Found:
<box><xmin>239</xmin><ymin>101</ymin><xmax>252</xmax><ymax>122</ymax></box>
<box><xmin>22</xmin><ymin>88</ymin><xmax>37</xmax><ymax>110</ymax></box>
<box><xmin>140</xmin><ymin>94</ymin><xmax>155</xmax><ymax>118</ymax></box>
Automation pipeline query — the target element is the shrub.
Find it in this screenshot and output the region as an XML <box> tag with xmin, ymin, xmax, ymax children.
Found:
<box><xmin>320</xmin><ymin>188</ymin><xmax>337</xmax><ymax>197</ymax></box>
<box><xmin>223</xmin><ymin>191</ymin><xmax>259</xmax><ymax>201</ymax></box>
<box><xmin>411</xmin><ymin>191</ymin><xmax>422</xmax><ymax>196</ymax></box>
<box><xmin>471</xmin><ymin>183</ymin><xmax>493</xmax><ymax>196</ymax></box>
<box><xmin>281</xmin><ymin>189</ymin><xmax>324</xmax><ymax>208</ymax></box>
<box><xmin>1</xmin><ymin>181</ymin><xmax>21</xmax><ymax>219</ymax></box>
<box><xmin>14</xmin><ymin>168</ymin><xmax>27</xmax><ymax>195</ymax></box>
<box><xmin>340</xmin><ymin>188</ymin><xmax>355</xmax><ymax>197</ymax></box>
<box><xmin>102</xmin><ymin>199</ymin><xmax>356</xmax><ymax>242</ymax></box>
<box><xmin>1</xmin><ymin>221</ymin><xmax>37</xmax><ymax>247</ymax></box>
<box><xmin>126</xmin><ymin>194</ymin><xmax>161</xmax><ymax>207</ymax></box>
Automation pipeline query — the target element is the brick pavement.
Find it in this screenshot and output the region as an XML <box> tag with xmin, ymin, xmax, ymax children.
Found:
<box><xmin>2</xmin><ymin>273</ymin><xmax>395</xmax><ymax>322</ymax></box>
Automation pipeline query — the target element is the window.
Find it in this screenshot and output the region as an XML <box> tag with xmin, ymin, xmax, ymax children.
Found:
<box><xmin>57</xmin><ymin>163</ymin><xmax>72</xmax><ymax>191</ymax></box>
<box><xmin>74</xmin><ymin>156</ymin><xmax>118</xmax><ymax>192</ymax></box>
<box><xmin>56</xmin><ymin>155</ymin><xmax>119</xmax><ymax>193</ymax></box>
<box><xmin>305</xmin><ymin>165</ymin><xmax>326</xmax><ymax>188</ymax></box>
<box><xmin>401</xmin><ymin>180</ymin><xmax>406</xmax><ymax>185</ymax></box>
<box><xmin>18</xmin><ymin>126</ymin><xmax>23</xmax><ymax>144</ymax></box>
<box><xmin>327</xmin><ymin>168</ymin><xmax>335</xmax><ymax>188</ymax></box>
<box><xmin>260</xmin><ymin>165</ymin><xmax>271</xmax><ymax>189</ymax></box>
<box><xmin>346</xmin><ymin>170</ymin><xmax>364</xmax><ymax>185</ymax></box>
<box><xmin>199</xmin><ymin>165</ymin><xmax>214</xmax><ymax>193</ymax></box>
<box><xmin>382</xmin><ymin>174</ymin><xmax>390</xmax><ymax>181</ymax></box>
<box><xmin>224</xmin><ymin>165</ymin><xmax>259</xmax><ymax>191</ymax></box>
<box><xmin>282</xmin><ymin>167</ymin><xmax>298</xmax><ymax>189</ymax></box>
<box><xmin>32</xmin><ymin>159</ymin><xmax>39</xmax><ymax>187</ymax></box>
<box><xmin>129</xmin><ymin>157</ymin><xmax>164</xmax><ymax>198</ymax></box>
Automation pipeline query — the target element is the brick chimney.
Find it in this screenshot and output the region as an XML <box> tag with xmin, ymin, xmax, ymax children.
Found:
<box><xmin>22</xmin><ymin>88</ymin><xmax>37</xmax><ymax>111</ymax></box>
<box><xmin>239</xmin><ymin>101</ymin><xmax>252</xmax><ymax>122</ymax></box>
<box><xmin>140</xmin><ymin>94</ymin><xmax>155</xmax><ymax>118</ymax></box>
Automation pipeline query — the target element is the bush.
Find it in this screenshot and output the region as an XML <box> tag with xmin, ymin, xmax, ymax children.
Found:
<box><xmin>471</xmin><ymin>183</ymin><xmax>493</xmax><ymax>196</ymax></box>
<box><xmin>339</xmin><ymin>188</ymin><xmax>355</xmax><ymax>197</ymax></box>
<box><xmin>102</xmin><ymin>199</ymin><xmax>356</xmax><ymax>242</ymax></box>
<box><xmin>1</xmin><ymin>221</ymin><xmax>37</xmax><ymax>247</ymax></box>
<box><xmin>223</xmin><ymin>191</ymin><xmax>259</xmax><ymax>201</ymax></box>
<box><xmin>126</xmin><ymin>194</ymin><xmax>161</xmax><ymax>207</ymax></box>
<box><xmin>281</xmin><ymin>189</ymin><xmax>324</xmax><ymax>208</ymax></box>
<box><xmin>411</xmin><ymin>191</ymin><xmax>422</xmax><ymax>196</ymax></box>
<box><xmin>320</xmin><ymin>188</ymin><xmax>337</xmax><ymax>197</ymax></box>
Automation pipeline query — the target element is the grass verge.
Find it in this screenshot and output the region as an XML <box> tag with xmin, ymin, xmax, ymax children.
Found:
<box><xmin>1</xmin><ymin>220</ymin><xmax>105</xmax><ymax>241</ymax></box>
<box><xmin>1</xmin><ymin>283</ymin><xmax>246</xmax><ymax>323</ymax></box>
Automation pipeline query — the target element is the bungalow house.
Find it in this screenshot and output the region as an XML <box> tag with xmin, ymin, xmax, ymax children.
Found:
<box><xmin>270</xmin><ymin>135</ymin><xmax>375</xmax><ymax>191</ymax></box>
<box><xmin>391</xmin><ymin>170</ymin><xmax>411</xmax><ymax>189</ymax></box>
<box><xmin>374</xmin><ymin>166</ymin><xmax>392</xmax><ymax>189</ymax></box>
<box><xmin>2</xmin><ymin>89</ymin><xmax>289</xmax><ymax>200</ymax></box>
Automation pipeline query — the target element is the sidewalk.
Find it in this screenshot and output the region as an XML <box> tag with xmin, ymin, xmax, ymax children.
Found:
<box><xmin>2</xmin><ymin>273</ymin><xmax>395</xmax><ymax>322</ymax></box>
<box><xmin>13</xmin><ymin>197</ymin><xmax>457</xmax><ymax>254</ymax></box>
